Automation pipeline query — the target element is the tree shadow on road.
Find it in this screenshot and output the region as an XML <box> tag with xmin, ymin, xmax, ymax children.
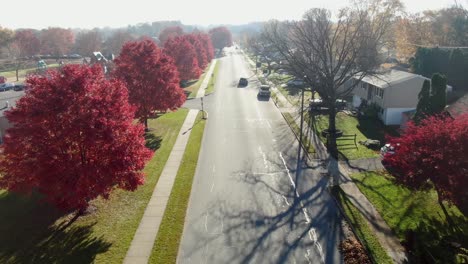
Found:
<box><xmin>180</xmin><ymin>150</ymin><xmax>344</xmax><ymax>263</ymax></box>
<box><xmin>0</xmin><ymin>191</ymin><xmax>111</xmax><ymax>264</ymax></box>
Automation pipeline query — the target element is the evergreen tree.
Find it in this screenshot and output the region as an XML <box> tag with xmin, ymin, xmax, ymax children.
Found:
<box><xmin>414</xmin><ymin>79</ymin><xmax>432</xmax><ymax>123</ymax></box>
<box><xmin>430</xmin><ymin>73</ymin><xmax>447</xmax><ymax>113</ymax></box>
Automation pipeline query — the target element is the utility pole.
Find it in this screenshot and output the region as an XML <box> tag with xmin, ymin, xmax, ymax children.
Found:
<box><xmin>201</xmin><ymin>97</ymin><xmax>205</xmax><ymax>119</ymax></box>
<box><xmin>295</xmin><ymin>86</ymin><xmax>305</xmax><ymax>192</ymax></box>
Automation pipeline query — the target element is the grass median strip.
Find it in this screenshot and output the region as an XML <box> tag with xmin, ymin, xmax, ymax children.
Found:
<box><xmin>0</xmin><ymin>109</ymin><xmax>189</xmax><ymax>264</ymax></box>
<box><xmin>332</xmin><ymin>186</ymin><xmax>393</xmax><ymax>264</ymax></box>
<box><xmin>185</xmin><ymin>62</ymin><xmax>212</xmax><ymax>99</ymax></box>
<box><xmin>149</xmin><ymin>111</ymin><xmax>206</xmax><ymax>264</ymax></box>
<box><xmin>205</xmin><ymin>61</ymin><xmax>219</xmax><ymax>94</ymax></box>
<box><xmin>283</xmin><ymin>112</ymin><xmax>315</xmax><ymax>154</ymax></box>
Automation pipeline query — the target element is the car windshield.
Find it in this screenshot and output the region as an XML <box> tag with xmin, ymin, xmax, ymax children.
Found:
<box><xmin>261</xmin><ymin>86</ymin><xmax>270</xmax><ymax>90</ymax></box>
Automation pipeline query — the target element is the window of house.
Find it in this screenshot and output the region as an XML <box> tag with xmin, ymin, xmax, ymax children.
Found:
<box><xmin>376</xmin><ymin>87</ymin><xmax>384</xmax><ymax>98</ymax></box>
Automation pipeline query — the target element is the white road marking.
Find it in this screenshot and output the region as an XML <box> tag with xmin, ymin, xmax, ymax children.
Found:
<box><xmin>279</xmin><ymin>152</ymin><xmax>325</xmax><ymax>264</ymax></box>
<box><xmin>210</xmin><ymin>165</ymin><xmax>216</xmax><ymax>193</ymax></box>
<box><xmin>258</xmin><ymin>146</ymin><xmax>268</xmax><ymax>169</ymax></box>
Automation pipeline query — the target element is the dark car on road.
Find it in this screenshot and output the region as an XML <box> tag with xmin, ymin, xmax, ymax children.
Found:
<box><xmin>13</xmin><ymin>83</ymin><xmax>27</xmax><ymax>91</ymax></box>
<box><xmin>257</xmin><ymin>85</ymin><xmax>271</xmax><ymax>99</ymax></box>
<box><xmin>238</xmin><ymin>77</ymin><xmax>248</xmax><ymax>87</ymax></box>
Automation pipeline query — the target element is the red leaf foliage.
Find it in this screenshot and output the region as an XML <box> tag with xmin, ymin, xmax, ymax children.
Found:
<box><xmin>383</xmin><ymin>114</ymin><xmax>468</xmax><ymax>214</ymax></box>
<box><xmin>185</xmin><ymin>34</ymin><xmax>209</xmax><ymax>69</ymax></box>
<box><xmin>198</xmin><ymin>33</ymin><xmax>214</xmax><ymax>61</ymax></box>
<box><xmin>0</xmin><ymin>65</ymin><xmax>153</xmax><ymax>211</ymax></box>
<box><xmin>113</xmin><ymin>38</ymin><xmax>185</xmax><ymax>126</ymax></box>
<box><xmin>158</xmin><ymin>26</ymin><xmax>184</xmax><ymax>45</ymax></box>
<box><xmin>209</xmin><ymin>26</ymin><xmax>233</xmax><ymax>50</ymax></box>
<box><xmin>164</xmin><ymin>36</ymin><xmax>202</xmax><ymax>81</ymax></box>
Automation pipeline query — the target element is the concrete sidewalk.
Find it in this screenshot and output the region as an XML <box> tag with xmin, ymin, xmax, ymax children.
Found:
<box><xmin>243</xmin><ymin>53</ymin><xmax>407</xmax><ymax>263</ymax></box>
<box><xmin>123</xmin><ymin>60</ymin><xmax>216</xmax><ymax>264</ymax></box>
<box><xmin>196</xmin><ymin>60</ymin><xmax>217</xmax><ymax>98</ymax></box>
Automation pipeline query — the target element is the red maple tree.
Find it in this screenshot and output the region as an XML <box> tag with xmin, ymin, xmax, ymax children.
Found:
<box><xmin>209</xmin><ymin>26</ymin><xmax>233</xmax><ymax>51</ymax></box>
<box><xmin>383</xmin><ymin>114</ymin><xmax>468</xmax><ymax>215</ymax></box>
<box><xmin>158</xmin><ymin>26</ymin><xmax>184</xmax><ymax>45</ymax></box>
<box><xmin>0</xmin><ymin>65</ymin><xmax>152</xmax><ymax>211</ymax></box>
<box><xmin>164</xmin><ymin>36</ymin><xmax>202</xmax><ymax>81</ymax></box>
<box><xmin>185</xmin><ymin>34</ymin><xmax>209</xmax><ymax>69</ymax></box>
<box><xmin>198</xmin><ymin>33</ymin><xmax>214</xmax><ymax>61</ymax></box>
<box><xmin>114</xmin><ymin>38</ymin><xmax>185</xmax><ymax>129</ymax></box>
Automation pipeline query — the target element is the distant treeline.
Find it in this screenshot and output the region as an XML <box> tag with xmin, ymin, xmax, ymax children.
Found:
<box><xmin>411</xmin><ymin>47</ymin><xmax>468</xmax><ymax>91</ymax></box>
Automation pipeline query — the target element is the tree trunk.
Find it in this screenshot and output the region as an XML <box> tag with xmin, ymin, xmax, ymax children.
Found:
<box><xmin>328</xmin><ymin>105</ymin><xmax>337</xmax><ymax>132</ymax></box>
<box><xmin>15</xmin><ymin>67</ymin><xmax>19</xmax><ymax>81</ymax></box>
<box><xmin>438</xmin><ymin>196</ymin><xmax>456</xmax><ymax>231</ymax></box>
<box><xmin>144</xmin><ymin>118</ymin><xmax>149</xmax><ymax>132</ymax></box>
<box><xmin>328</xmin><ymin>105</ymin><xmax>338</xmax><ymax>159</ymax></box>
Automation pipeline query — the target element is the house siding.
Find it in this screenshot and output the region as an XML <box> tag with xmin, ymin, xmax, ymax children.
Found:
<box><xmin>383</xmin><ymin>108</ymin><xmax>415</xmax><ymax>125</ymax></box>
<box><xmin>381</xmin><ymin>77</ymin><xmax>425</xmax><ymax>108</ymax></box>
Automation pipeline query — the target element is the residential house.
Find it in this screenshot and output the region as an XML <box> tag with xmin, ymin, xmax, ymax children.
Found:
<box><xmin>349</xmin><ymin>70</ymin><xmax>452</xmax><ymax>125</ymax></box>
<box><xmin>90</xmin><ymin>52</ymin><xmax>110</xmax><ymax>74</ymax></box>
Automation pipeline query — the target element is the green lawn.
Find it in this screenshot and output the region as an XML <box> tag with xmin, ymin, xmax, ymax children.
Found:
<box><xmin>311</xmin><ymin>113</ymin><xmax>391</xmax><ymax>160</ymax></box>
<box><xmin>0</xmin><ymin>64</ymin><xmax>60</xmax><ymax>81</ymax></box>
<box><xmin>150</xmin><ymin>111</ymin><xmax>206</xmax><ymax>263</ymax></box>
<box><xmin>350</xmin><ymin>171</ymin><xmax>468</xmax><ymax>263</ymax></box>
<box><xmin>283</xmin><ymin>112</ymin><xmax>315</xmax><ymax>154</ymax></box>
<box><xmin>205</xmin><ymin>61</ymin><xmax>219</xmax><ymax>95</ymax></box>
<box><xmin>184</xmin><ymin>62</ymin><xmax>212</xmax><ymax>99</ymax></box>
<box><xmin>0</xmin><ymin>109</ymin><xmax>189</xmax><ymax>264</ymax></box>
<box><xmin>268</xmin><ymin>72</ymin><xmax>317</xmax><ymax>106</ymax></box>
<box><xmin>332</xmin><ymin>186</ymin><xmax>393</xmax><ymax>264</ymax></box>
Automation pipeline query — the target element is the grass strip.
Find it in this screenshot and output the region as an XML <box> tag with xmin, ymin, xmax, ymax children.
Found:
<box><xmin>331</xmin><ymin>186</ymin><xmax>393</xmax><ymax>264</ymax></box>
<box><xmin>205</xmin><ymin>61</ymin><xmax>219</xmax><ymax>94</ymax></box>
<box><xmin>185</xmin><ymin>62</ymin><xmax>212</xmax><ymax>99</ymax></box>
<box><xmin>283</xmin><ymin>112</ymin><xmax>315</xmax><ymax>153</ymax></box>
<box><xmin>149</xmin><ymin>111</ymin><xmax>206</xmax><ymax>263</ymax></box>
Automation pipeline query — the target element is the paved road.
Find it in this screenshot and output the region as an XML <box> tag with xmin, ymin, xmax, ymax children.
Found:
<box><xmin>178</xmin><ymin>48</ymin><xmax>344</xmax><ymax>264</ymax></box>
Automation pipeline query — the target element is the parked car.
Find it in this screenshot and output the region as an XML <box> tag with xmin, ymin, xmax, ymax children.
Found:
<box><xmin>238</xmin><ymin>77</ymin><xmax>248</xmax><ymax>87</ymax></box>
<box><xmin>69</xmin><ymin>54</ymin><xmax>82</xmax><ymax>59</ymax></box>
<box><xmin>257</xmin><ymin>85</ymin><xmax>271</xmax><ymax>98</ymax></box>
<box><xmin>13</xmin><ymin>83</ymin><xmax>27</xmax><ymax>91</ymax></box>
<box><xmin>309</xmin><ymin>98</ymin><xmax>347</xmax><ymax>110</ymax></box>
<box><xmin>0</xmin><ymin>83</ymin><xmax>15</xmax><ymax>91</ymax></box>
<box><xmin>287</xmin><ymin>79</ymin><xmax>305</xmax><ymax>88</ymax></box>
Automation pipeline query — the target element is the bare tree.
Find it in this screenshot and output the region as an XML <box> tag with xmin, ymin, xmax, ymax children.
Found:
<box><xmin>262</xmin><ymin>0</ymin><xmax>402</xmax><ymax>160</ymax></box>
<box><xmin>245</xmin><ymin>33</ymin><xmax>279</xmax><ymax>75</ymax></box>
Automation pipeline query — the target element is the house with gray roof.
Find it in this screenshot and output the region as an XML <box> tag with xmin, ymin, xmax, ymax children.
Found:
<box><xmin>350</xmin><ymin>70</ymin><xmax>452</xmax><ymax>125</ymax></box>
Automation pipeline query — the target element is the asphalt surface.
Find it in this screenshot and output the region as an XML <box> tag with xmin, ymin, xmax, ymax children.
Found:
<box><xmin>178</xmin><ymin>48</ymin><xmax>344</xmax><ymax>264</ymax></box>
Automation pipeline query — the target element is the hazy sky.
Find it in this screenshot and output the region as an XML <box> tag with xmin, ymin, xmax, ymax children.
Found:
<box><xmin>1</xmin><ymin>0</ymin><xmax>467</xmax><ymax>29</ymax></box>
